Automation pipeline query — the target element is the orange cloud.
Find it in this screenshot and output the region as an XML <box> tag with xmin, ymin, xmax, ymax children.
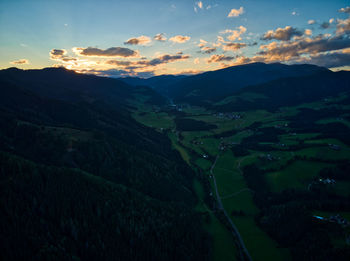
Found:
<box><xmin>336</xmin><ymin>17</ymin><xmax>350</xmax><ymax>35</ymax></box>
<box><xmin>207</xmin><ymin>54</ymin><xmax>235</xmax><ymax>63</ymax></box>
<box><xmin>197</xmin><ymin>39</ymin><xmax>208</xmax><ymax>47</ymax></box>
<box><xmin>73</xmin><ymin>47</ymin><xmax>139</xmax><ymax>57</ymax></box>
<box><xmin>201</xmin><ymin>46</ymin><xmax>217</xmax><ymax>54</ymax></box>
<box><xmin>228</xmin><ymin>7</ymin><xmax>244</xmax><ymax>17</ymax></box>
<box><xmin>221</xmin><ymin>26</ymin><xmax>247</xmax><ymax>41</ymax></box>
<box><xmin>169</xmin><ymin>35</ymin><xmax>191</xmax><ymax>43</ymax></box>
<box><xmin>222</xmin><ymin>42</ymin><xmax>247</xmax><ymax>51</ymax></box>
<box><xmin>258</xmin><ymin>35</ymin><xmax>350</xmax><ymax>62</ymax></box>
<box><xmin>154</xmin><ymin>33</ymin><xmax>167</xmax><ymax>41</ymax></box>
<box><xmin>124</xmin><ymin>35</ymin><xmax>151</xmax><ymax>45</ymax></box>
<box><xmin>262</xmin><ymin>26</ymin><xmax>303</xmax><ymax>41</ymax></box>
<box><xmin>10</xmin><ymin>59</ymin><xmax>29</xmax><ymax>65</ymax></box>
<box><xmin>50</xmin><ymin>49</ymin><xmax>77</xmax><ymax>62</ymax></box>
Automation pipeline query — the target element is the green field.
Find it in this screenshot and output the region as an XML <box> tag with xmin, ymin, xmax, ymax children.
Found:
<box><xmin>266</xmin><ymin>160</ymin><xmax>330</xmax><ymax>192</ymax></box>
<box><xmin>194</xmin><ymin>179</ymin><xmax>239</xmax><ymax>261</ymax></box>
<box><xmin>133</xmin><ymin>99</ymin><xmax>350</xmax><ymax>261</ymax></box>
<box><xmin>212</xmin><ymin>151</ymin><xmax>291</xmax><ymax>260</ymax></box>
<box><xmin>133</xmin><ymin>111</ymin><xmax>174</xmax><ymax>130</ymax></box>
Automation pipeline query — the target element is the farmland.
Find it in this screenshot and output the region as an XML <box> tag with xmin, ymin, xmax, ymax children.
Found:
<box><xmin>132</xmin><ymin>93</ymin><xmax>350</xmax><ymax>261</ymax></box>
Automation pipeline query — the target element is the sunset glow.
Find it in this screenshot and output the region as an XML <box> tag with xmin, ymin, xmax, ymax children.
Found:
<box><xmin>1</xmin><ymin>0</ymin><xmax>349</xmax><ymax>77</ymax></box>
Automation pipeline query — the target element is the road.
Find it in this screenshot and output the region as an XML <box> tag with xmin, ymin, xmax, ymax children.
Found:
<box><xmin>211</xmin><ymin>154</ymin><xmax>253</xmax><ymax>261</ymax></box>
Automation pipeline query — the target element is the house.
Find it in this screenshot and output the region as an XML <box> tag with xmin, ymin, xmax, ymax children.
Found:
<box><xmin>319</xmin><ymin>178</ymin><xmax>336</xmax><ymax>185</ymax></box>
<box><xmin>329</xmin><ymin>214</ymin><xmax>349</xmax><ymax>227</ymax></box>
<box><xmin>328</xmin><ymin>144</ymin><xmax>341</xmax><ymax>150</ymax></box>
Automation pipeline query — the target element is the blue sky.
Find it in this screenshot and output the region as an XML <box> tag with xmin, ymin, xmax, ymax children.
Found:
<box><xmin>1</xmin><ymin>0</ymin><xmax>349</xmax><ymax>77</ymax></box>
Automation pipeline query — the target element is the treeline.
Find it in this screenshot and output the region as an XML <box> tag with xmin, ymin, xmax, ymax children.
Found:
<box><xmin>0</xmin><ymin>152</ymin><xmax>210</xmax><ymax>261</ymax></box>
<box><xmin>0</xmin><ymin>68</ymin><xmax>212</xmax><ymax>260</ymax></box>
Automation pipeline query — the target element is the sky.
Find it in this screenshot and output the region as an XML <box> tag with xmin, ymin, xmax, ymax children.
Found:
<box><xmin>1</xmin><ymin>0</ymin><xmax>350</xmax><ymax>78</ymax></box>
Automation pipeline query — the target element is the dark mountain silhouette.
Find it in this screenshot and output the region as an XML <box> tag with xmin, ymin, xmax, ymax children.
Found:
<box><xmin>156</xmin><ymin>62</ymin><xmax>329</xmax><ymax>105</ymax></box>
<box><xmin>0</xmin><ymin>67</ymin><xmax>211</xmax><ymax>261</ymax></box>
<box><xmin>0</xmin><ymin>67</ymin><xmax>166</xmax><ymax>108</ymax></box>
<box><xmin>120</xmin><ymin>74</ymin><xmax>187</xmax><ymax>94</ymax></box>
<box><xmin>214</xmin><ymin>70</ymin><xmax>350</xmax><ymax>112</ymax></box>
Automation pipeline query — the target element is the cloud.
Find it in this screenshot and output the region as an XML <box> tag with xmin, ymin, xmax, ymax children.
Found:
<box><xmin>73</xmin><ymin>47</ymin><xmax>138</xmax><ymax>57</ymax></box>
<box><xmin>339</xmin><ymin>7</ymin><xmax>350</xmax><ymax>14</ymax></box>
<box><xmin>304</xmin><ymin>29</ymin><xmax>312</xmax><ymax>36</ymax></box>
<box><xmin>124</xmin><ymin>35</ymin><xmax>151</xmax><ymax>45</ymax></box>
<box><xmin>336</xmin><ymin>18</ymin><xmax>350</xmax><ymax>35</ymax></box>
<box><xmin>262</xmin><ymin>26</ymin><xmax>303</xmax><ymax>41</ymax></box>
<box><xmin>146</xmin><ymin>53</ymin><xmax>190</xmax><ymax>66</ymax></box>
<box><xmin>302</xmin><ymin>51</ymin><xmax>350</xmax><ymax>68</ymax></box>
<box><xmin>105</xmin><ymin>53</ymin><xmax>190</xmax><ymax>68</ymax></box>
<box><xmin>169</xmin><ymin>35</ymin><xmax>191</xmax><ymax>43</ymax></box>
<box><xmin>320</xmin><ymin>22</ymin><xmax>331</xmax><ymax>29</ymax></box>
<box><xmin>258</xmin><ymin>34</ymin><xmax>350</xmax><ymax>62</ymax></box>
<box><xmin>80</xmin><ymin>53</ymin><xmax>190</xmax><ymax>78</ymax></box>
<box><xmin>228</xmin><ymin>7</ymin><xmax>244</xmax><ymax>17</ymax></box>
<box><xmin>88</xmin><ymin>69</ymin><xmax>155</xmax><ymax>78</ymax></box>
<box><xmin>154</xmin><ymin>33</ymin><xmax>167</xmax><ymax>41</ymax></box>
<box><xmin>87</xmin><ymin>69</ymin><xmax>132</xmax><ymax>78</ymax></box>
<box><xmin>196</xmin><ymin>1</ymin><xmax>203</xmax><ymax>9</ymax></box>
<box><xmin>198</xmin><ymin>39</ymin><xmax>208</xmax><ymax>47</ymax></box>
<box><xmin>228</xmin><ymin>34</ymin><xmax>350</xmax><ymax>67</ymax></box>
<box><xmin>233</xmin><ymin>56</ymin><xmax>256</xmax><ymax>65</ymax></box>
<box><xmin>50</xmin><ymin>49</ymin><xmax>77</xmax><ymax>62</ymax></box>
<box><xmin>10</xmin><ymin>59</ymin><xmax>29</xmax><ymax>65</ymax></box>
<box><xmin>194</xmin><ymin>58</ymin><xmax>200</xmax><ymax>64</ymax></box>
<box><xmin>222</xmin><ymin>42</ymin><xmax>247</xmax><ymax>51</ymax></box>
<box><xmin>207</xmin><ymin>54</ymin><xmax>235</xmax><ymax>63</ymax></box>
<box><xmin>174</xmin><ymin>69</ymin><xmax>202</xmax><ymax>75</ymax></box>
<box><xmin>308</xmin><ymin>20</ymin><xmax>316</xmax><ymax>25</ymax></box>
<box><xmin>201</xmin><ymin>46</ymin><xmax>217</xmax><ymax>54</ymax></box>
<box><xmin>50</xmin><ymin>49</ymin><xmax>67</xmax><ymax>58</ymax></box>
<box><xmin>105</xmin><ymin>60</ymin><xmax>133</xmax><ymax>66</ymax></box>
<box><xmin>221</xmin><ymin>26</ymin><xmax>247</xmax><ymax>41</ymax></box>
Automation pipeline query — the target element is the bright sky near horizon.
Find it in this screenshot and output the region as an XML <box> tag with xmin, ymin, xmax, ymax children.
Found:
<box><xmin>0</xmin><ymin>0</ymin><xmax>349</xmax><ymax>77</ymax></box>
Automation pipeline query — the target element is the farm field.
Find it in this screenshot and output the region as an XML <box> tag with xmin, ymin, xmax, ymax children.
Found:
<box><xmin>133</xmin><ymin>95</ymin><xmax>350</xmax><ymax>261</ymax></box>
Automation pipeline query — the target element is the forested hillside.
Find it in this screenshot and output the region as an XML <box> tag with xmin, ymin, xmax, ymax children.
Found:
<box><xmin>0</xmin><ymin>68</ymin><xmax>211</xmax><ymax>261</ymax></box>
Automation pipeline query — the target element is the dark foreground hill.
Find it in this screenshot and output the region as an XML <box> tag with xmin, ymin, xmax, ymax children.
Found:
<box><xmin>0</xmin><ymin>68</ymin><xmax>210</xmax><ymax>261</ymax></box>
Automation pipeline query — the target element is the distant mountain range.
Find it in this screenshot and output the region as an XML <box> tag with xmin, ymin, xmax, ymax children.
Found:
<box><xmin>120</xmin><ymin>62</ymin><xmax>331</xmax><ymax>105</ymax></box>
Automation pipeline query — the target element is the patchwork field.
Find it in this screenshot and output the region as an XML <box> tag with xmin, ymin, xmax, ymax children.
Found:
<box><xmin>133</xmin><ymin>94</ymin><xmax>350</xmax><ymax>261</ymax></box>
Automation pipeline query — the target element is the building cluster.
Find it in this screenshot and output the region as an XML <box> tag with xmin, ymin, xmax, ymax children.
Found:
<box><xmin>308</xmin><ymin>177</ymin><xmax>337</xmax><ymax>191</ymax></box>
<box><xmin>192</xmin><ymin>140</ymin><xmax>204</xmax><ymax>145</ymax></box>
<box><xmin>318</xmin><ymin>178</ymin><xmax>336</xmax><ymax>185</ymax></box>
<box><xmin>328</xmin><ymin>143</ymin><xmax>341</xmax><ymax>151</ymax></box>
<box><xmin>212</xmin><ymin>112</ymin><xmax>242</xmax><ymax>120</ymax></box>
<box><xmin>274</xmin><ymin>123</ymin><xmax>288</xmax><ymax>129</ymax></box>
<box><xmin>259</xmin><ymin>153</ymin><xmax>280</xmax><ymax>161</ymax></box>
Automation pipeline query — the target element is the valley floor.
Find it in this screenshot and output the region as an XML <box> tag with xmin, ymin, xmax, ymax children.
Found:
<box><xmin>131</xmin><ymin>93</ymin><xmax>350</xmax><ymax>261</ymax></box>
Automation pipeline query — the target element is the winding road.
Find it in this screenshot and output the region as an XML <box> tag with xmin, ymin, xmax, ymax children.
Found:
<box><xmin>211</xmin><ymin>154</ymin><xmax>253</xmax><ymax>261</ymax></box>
